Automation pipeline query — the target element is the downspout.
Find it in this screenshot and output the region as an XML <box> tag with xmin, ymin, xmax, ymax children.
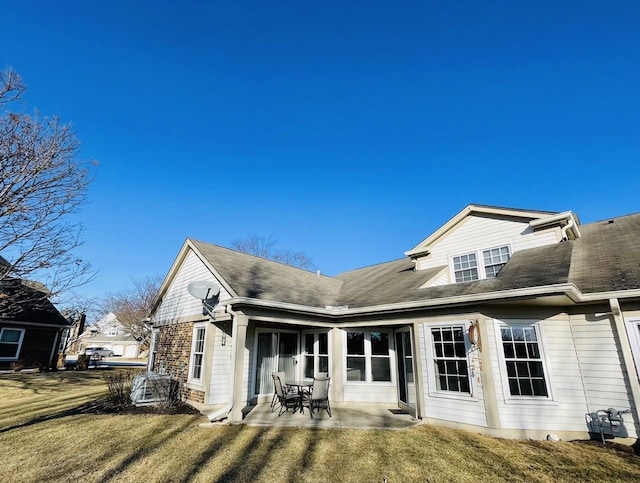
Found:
<box><xmin>609</xmin><ymin>298</ymin><xmax>640</xmax><ymax>427</ymax></box>
<box><xmin>206</xmin><ymin>304</ymin><xmax>238</xmax><ymax>422</ymax></box>
<box><xmin>561</xmin><ymin>217</ymin><xmax>574</xmax><ymax>241</ymax></box>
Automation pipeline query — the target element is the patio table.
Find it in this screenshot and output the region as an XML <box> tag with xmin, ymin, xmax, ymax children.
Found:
<box><xmin>285</xmin><ymin>380</ymin><xmax>313</xmax><ymax>413</ymax></box>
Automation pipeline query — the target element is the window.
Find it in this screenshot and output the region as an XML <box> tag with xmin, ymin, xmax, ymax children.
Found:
<box><xmin>0</xmin><ymin>328</ymin><xmax>25</xmax><ymax>360</ymax></box>
<box><xmin>452</xmin><ymin>245</ymin><xmax>511</xmax><ymax>282</ymax></box>
<box><xmin>106</xmin><ymin>326</ymin><xmax>118</xmax><ymax>336</ymax></box>
<box><xmin>453</xmin><ymin>253</ymin><xmax>479</xmax><ymax>282</ymax></box>
<box><xmin>303</xmin><ymin>332</ymin><xmax>329</xmax><ymax>378</ymax></box>
<box><xmin>483</xmin><ymin>246</ymin><xmax>510</xmax><ymax>278</ymax></box>
<box><xmin>431</xmin><ymin>326</ymin><xmax>470</xmax><ymax>393</ymax></box>
<box><xmin>500</xmin><ymin>324</ymin><xmax>548</xmax><ymax>397</ymax></box>
<box><xmin>345</xmin><ymin>330</ymin><xmax>391</xmax><ymax>382</ymax></box>
<box><xmin>189</xmin><ymin>324</ymin><xmax>206</xmax><ymax>381</ymax></box>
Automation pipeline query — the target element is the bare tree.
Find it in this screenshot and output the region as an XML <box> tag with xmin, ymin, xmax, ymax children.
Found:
<box><xmin>231</xmin><ymin>235</ymin><xmax>317</xmax><ymax>271</ymax></box>
<box><xmin>99</xmin><ymin>275</ymin><xmax>163</xmax><ymax>348</ymax></box>
<box><xmin>0</xmin><ymin>68</ymin><xmax>95</xmax><ymax>309</ymax></box>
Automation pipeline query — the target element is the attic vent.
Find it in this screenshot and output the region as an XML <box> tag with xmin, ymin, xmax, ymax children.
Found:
<box><xmin>325</xmin><ymin>305</ymin><xmax>348</xmax><ymax>311</ymax></box>
<box><xmin>608</xmin><ymin>220</ymin><xmax>615</xmax><ymax>224</ymax></box>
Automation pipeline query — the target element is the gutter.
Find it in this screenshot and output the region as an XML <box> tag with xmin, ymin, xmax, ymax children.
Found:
<box><xmin>221</xmin><ymin>284</ymin><xmax>640</xmax><ymax>320</ymax></box>
<box><xmin>0</xmin><ymin>320</ymin><xmax>72</xmax><ymax>328</ymax></box>
<box><xmin>222</xmin><ymin>283</ymin><xmax>584</xmax><ymax>318</ymax></box>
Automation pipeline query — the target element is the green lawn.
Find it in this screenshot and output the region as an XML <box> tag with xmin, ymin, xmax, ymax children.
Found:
<box><xmin>1</xmin><ymin>370</ymin><xmax>639</xmax><ymax>482</ymax></box>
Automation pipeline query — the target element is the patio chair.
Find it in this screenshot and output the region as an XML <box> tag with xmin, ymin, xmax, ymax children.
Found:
<box><xmin>273</xmin><ymin>373</ymin><xmax>302</xmax><ymax>416</ymax></box>
<box><xmin>303</xmin><ymin>376</ymin><xmax>331</xmax><ymax>418</ymax></box>
<box><xmin>270</xmin><ymin>372</ymin><xmax>288</xmax><ymax>411</ymax></box>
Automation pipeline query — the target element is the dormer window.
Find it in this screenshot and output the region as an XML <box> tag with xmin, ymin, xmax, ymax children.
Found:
<box><xmin>452</xmin><ymin>245</ymin><xmax>511</xmax><ymax>283</ymax></box>
<box><xmin>453</xmin><ymin>253</ymin><xmax>479</xmax><ymax>282</ymax></box>
<box><xmin>483</xmin><ymin>246</ymin><xmax>510</xmax><ymax>278</ymax></box>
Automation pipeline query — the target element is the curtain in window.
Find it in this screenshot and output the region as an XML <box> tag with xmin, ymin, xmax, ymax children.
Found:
<box><xmin>255</xmin><ymin>333</ymin><xmax>276</xmax><ymax>395</ymax></box>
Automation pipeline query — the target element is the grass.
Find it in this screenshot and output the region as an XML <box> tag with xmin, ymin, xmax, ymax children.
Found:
<box><xmin>1</xmin><ymin>371</ymin><xmax>640</xmax><ymax>482</ymax></box>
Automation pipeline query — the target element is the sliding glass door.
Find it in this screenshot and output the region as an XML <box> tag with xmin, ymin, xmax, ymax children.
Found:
<box><xmin>395</xmin><ymin>328</ymin><xmax>416</xmax><ymax>412</ymax></box>
<box><xmin>254</xmin><ymin>331</ymin><xmax>299</xmax><ymax>396</ymax></box>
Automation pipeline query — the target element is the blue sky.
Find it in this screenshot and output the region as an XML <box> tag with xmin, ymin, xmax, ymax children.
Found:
<box><xmin>2</xmin><ymin>1</ymin><xmax>639</xmax><ymax>305</ymax></box>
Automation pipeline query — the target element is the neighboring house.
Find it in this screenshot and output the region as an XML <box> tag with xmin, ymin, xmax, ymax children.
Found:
<box><xmin>75</xmin><ymin>312</ymin><xmax>142</xmax><ymax>358</ymax></box>
<box><xmin>148</xmin><ymin>204</ymin><xmax>640</xmax><ymax>441</ymax></box>
<box><xmin>0</xmin><ymin>277</ymin><xmax>71</xmax><ymax>370</ymax></box>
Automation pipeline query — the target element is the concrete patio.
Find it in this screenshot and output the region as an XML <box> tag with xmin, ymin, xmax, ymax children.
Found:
<box><xmin>200</xmin><ymin>402</ymin><xmax>421</xmax><ymax>430</ymax></box>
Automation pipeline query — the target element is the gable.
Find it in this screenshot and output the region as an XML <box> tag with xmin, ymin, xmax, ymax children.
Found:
<box><xmin>153</xmin><ymin>249</ymin><xmax>232</xmax><ymax>323</ymax></box>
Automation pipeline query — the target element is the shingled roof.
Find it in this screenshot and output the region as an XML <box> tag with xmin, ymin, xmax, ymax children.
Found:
<box><xmin>0</xmin><ymin>278</ymin><xmax>70</xmax><ymax>326</ymax></box>
<box><xmin>190</xmin><ymin>240</ymin><xmax>343</xmax><ymax>307</ymax></box>
<box><xmin>190</xmin><ymin>211</ymin><xmax>640</xmax><ymax>310</ymax></box>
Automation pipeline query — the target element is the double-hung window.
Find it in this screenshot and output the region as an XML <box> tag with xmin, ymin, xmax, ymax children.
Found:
<box><xmin>303</xmin><ymin>332</ymin><xmax>329</xmax><ymax>378</ymax></box>
<box><xmin>483</xmin><ymin>246</ymin><xmax>510</xmax><ymax>278</ymax></box>
<box><xmin>189</xmin><ymin>323</ymin><xmax>206</xmax><ymax>382</ymax></box>
<box><xmin>346</xmin><ymin>330</ymin><xmax>391</xmax><ymax>382</ymax></box>
<box><xmin>430</xmin><ymin>325</ymin><xmax>471</xmax><ymax>394</ymax></box>
<box><xmin>0</xmin><ymin>328</ymin><xmax>25</xmax><ymax>360</ymax></box>
<box><xmin>453</xmin><ymin>253</ymin><xmax>479</xmax><ymax>282</ymax></box>
<box><xmin>499</xmin><ymin>323</ymin><xmax>549</xmax><ymax>398</ymax></box>
<box><xmin>452</xmin><ymin>245</ymin><xmax>511</xmax><ymax>283</ymax></box>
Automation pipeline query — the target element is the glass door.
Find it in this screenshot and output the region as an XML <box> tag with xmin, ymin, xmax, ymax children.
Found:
<box><xmin>254</xmin><ymin>331</ymin><xmax>299</xmax><ymax>396</ymax></box>
<box><xmin>395</xmin><ymin>328</ymin><xmax>416</xmax><ymax>413</ymax></box>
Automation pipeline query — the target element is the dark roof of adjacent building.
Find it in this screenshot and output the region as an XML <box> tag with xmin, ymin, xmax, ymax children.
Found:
<box><xmin>190</xmin><ymin>211</ymin><xmax>640</xmax><ymax>310</ymax></box>
<box><xmin>0</xmin><ymin>278</ymin><xmax>70</xmax><ymax>326</ymax></box>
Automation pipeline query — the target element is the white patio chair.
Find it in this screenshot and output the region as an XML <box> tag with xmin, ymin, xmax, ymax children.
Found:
<box><xmin>303</xmin><ymin>376</ymin><xmax>331</xmax><ymax>418</ymax></box>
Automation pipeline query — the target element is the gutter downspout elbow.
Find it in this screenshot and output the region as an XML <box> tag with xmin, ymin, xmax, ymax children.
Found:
<box><xmin>206</xmin><ymin>304</ymin><xmax>237</xmax><ymax>422</ymax></box>
<box><xmin>561</xmin><ymin>217</ymin><xmax>574</xmax><ymax>241</ymax></box>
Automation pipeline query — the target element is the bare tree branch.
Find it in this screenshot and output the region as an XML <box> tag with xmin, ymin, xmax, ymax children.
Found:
<box><xmin>98</xmin><ymin>275</ymin><xmax>163</xmax><ymax>348</ymax></box>
<box><xmin>0</xmin><ymin>68</ymin><xmax>95</xmax><ymax>314</ymax></box>
<box><xmin>231</xmin><ymin>235</ymin><xmax>317</xmax><ymax>271</ymax></box>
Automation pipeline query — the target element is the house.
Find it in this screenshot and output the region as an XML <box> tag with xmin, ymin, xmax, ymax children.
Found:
<box><xmin>0</xmin><ymin>276</ymin><xmax>72</xmax><ymax>370</ymax></box>
<box><xmin>148</xmin><ymin>204</ymin><xmax>640</xmax><ymax>441</ymax></box>
<box><xmin>73</xmin><ymin>312</ymin><xmax>142</xmax><ymax>358</ymax></box>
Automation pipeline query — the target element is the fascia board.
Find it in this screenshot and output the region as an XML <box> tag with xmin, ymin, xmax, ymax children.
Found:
<box><xmin>0</xmin><ymin>320</ymin><xmax>72</xmax><ymax>328</ymax></box>
<box><xmin>224</xmin><ymin>283</ymin><xmax>585</xmax><ymax>319</ymax></box>
<box><xmin>405</xmin><ymin>204</ymin><xmax>556</xmax><ymax>258</ymax></box>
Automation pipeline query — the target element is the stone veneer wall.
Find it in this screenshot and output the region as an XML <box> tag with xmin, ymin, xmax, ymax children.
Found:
<box><xmin>153</xmin><ymin>321</ymin><xmax>205</xmax><ymax>404</ymax></box>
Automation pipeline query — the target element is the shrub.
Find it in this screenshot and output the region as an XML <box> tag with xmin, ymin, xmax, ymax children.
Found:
<box><xmin>104</xmin><ymin>372</ymin><xmax>134</xmax><ymax>409</ymax></box>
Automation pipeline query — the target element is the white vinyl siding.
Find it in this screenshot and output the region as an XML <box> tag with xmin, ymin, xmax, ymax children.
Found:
<box><xmin>154</xmin><ymin>250</ymin><xmax>232</xmax><ymax>323</ymax></box>
<box><xmin>485</xmin><ymin>316</ymin><xmax>639</xmax><ymax>436</ymax></box>
<box><xmin>419</xmin><ymin>322</ymin><xmax>487</xmax><ymax>427</ymax></box>
<box><xmin>208</xmin><ymin>325</ymin><xmax>232</xmax><ymax>405</ymax></box>
<box><xmin>416</xmin><ymin>215</ymin><xmax>558</xmax><ymax>273</ymax></box>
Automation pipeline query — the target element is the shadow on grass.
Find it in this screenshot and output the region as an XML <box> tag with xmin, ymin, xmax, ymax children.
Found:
<box><xmin>0</xmin><ymin>398</ymin><xmax>108</xmax><ymax>434</ymax></box>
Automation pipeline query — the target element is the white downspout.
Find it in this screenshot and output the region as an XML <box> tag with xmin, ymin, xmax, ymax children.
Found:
<box><xmin>561</xmin><ymin>217</ymin><xmax>574</xmax><ymax>241</ymax></box>
<box><xmin>609</xmin><ymin>298</ymin><xmax>640</xmax><ymax>428</ymax></box>
<box><xmin>206</xmin><ymin>304</ymin><xmax>238</xmax><ymax>422</ymax></box>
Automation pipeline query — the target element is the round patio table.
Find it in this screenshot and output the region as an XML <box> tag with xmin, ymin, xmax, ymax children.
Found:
<box><xmin>285</xmin><ymin>380</ymin><xmax>313</xmax><ymax>413</ymax></box>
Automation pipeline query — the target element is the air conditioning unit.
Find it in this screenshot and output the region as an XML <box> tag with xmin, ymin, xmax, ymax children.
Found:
<box><xmin>130</xmin><ymin>373</ymin><xmax>176</xmax><ymax>406</ymax></box>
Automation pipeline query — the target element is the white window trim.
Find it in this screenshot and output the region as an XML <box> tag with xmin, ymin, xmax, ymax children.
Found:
<box><xmin>449</xmin><ymin>243</ymin><xmax>512</xmax><ymax>283</ymax></box>
<box><xmin>187</xmin><ymin>322</ymin><xmax>207</xmax><ymax>385</ymax></box>
<box><xmin>0</xmin><ymin>327</ymin><xmax>25</xmax><ymax>360</ymax></box>
<box><xmin>343</xmin><ymin>329</ymin><xmax>395</xmax><ymax>385</ymax></box>
<box><xmin>301</xmin><ymin>329</ymin><xmax>331</xmax><ymax>378</ymax></box>
<box><xmin>424</xmin><ymin>321</ymin><xmax>477</xmax><ymax>401</ymax></box>
<box><xmin>493</xmin><ymin>319</ymin><xmax>556</xmax><ymax>404</ymax></box>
